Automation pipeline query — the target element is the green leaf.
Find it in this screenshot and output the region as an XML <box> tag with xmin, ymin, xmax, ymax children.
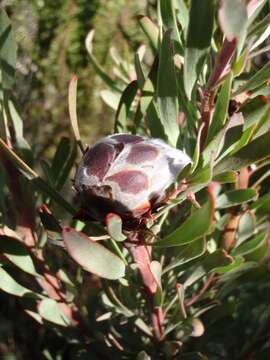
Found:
<box><xmin>0</xmin><ymin>8</ymin><xmax>17</xmax><ymax>89</ymax></box>
<box><xmin>0</xmin><ymin>137</ymin><xmax>77</xmax><ymax>216</ymax></box>
<box><xmin>0</xmin><ymin>236</ymin><xmax>38</xmax><ymax>276</ymax></box>
<box><xmin>38</xmin><ymin>298</ymin><xmax>70</xmax><ymax>327</ymax></box>
<box><xmin>232</xmin><ymin>232</ymin><xmax>268</xmax><ymax>261</ymax></box>
<box><xmin>159</xmin><ymin>0</ymin><xmax>181</xmax><ymax>46</ymax></box>
<box><xmin>213</xmin><ymin>171</ymin><xmax>237</xmax><ymax>184</ymax></box>
<box><xmin>105</xmin><ymin>213</ymin><xmax>126</xmax><ymax>242</ymax></box>
<box><xmin>155</xmin><ymin>196</ymin><xmax>214</xmax><ymax>247</ymax></box>
<box><xmin>145</xmin><ymin>101</ymin><xmax>166</xmax><ymax>140</ymax></box>
<box><xmin>138</xmin><ymin>16</ymin><xmax>159</xmax><ymax>50</ymax></box>
<box><xmin>237</xmin><ymin>211</ymin><xmax>256</xmax><ymax>246</ymax></box>
<box><xmin>207</xmin><ymin>72</ymin><xmax>233</xmax><ymax>143</ymax></box>
<box><xmin>100</xmin><ymin>90</ymin><xmax>120</xmax><ymax>110</ymax></box>
<box><xmin>62</xmin><ymin>228</ymin><xmax>125</xmax><ymax>280</ymax></box>
<box><xmin>157</xmin><ymin>30</ymin><xmax>179</xmax><ymax>147</ymax></box>
<box><xmin>134</xmin><ymin>51</ymin><xmax>145</xmax><ymax>90</ymax></box>
<box><xmin>218</xmin><ymin>0</ymin><xmax>248</xmax><ymax>42</ymax></box>
<box><xmin>189</xmin><ymin>163</ymin><xmax>213</xmax><ymax>185</ymax></box>
<box><xmin>184</xmin><ymin>0</ymin><xmax>214</xmax><ymax>99</ymax></box>
<box><xmin>186</xmin><ymin>0</ymin><xmax>214</xmax><ymax>49</ymax></box>
<box><xmin>216</xmin><ymin>189</ymin><xmax>257</xmax><ymax>209</ymax></box>
<box><xmin>251</xmin><ymin>192</ymin><xmax>270</xmax><ymax>217</ymax></box>
<box><xmin>175</xmin><ymin>0</ymin><xmax>189</xmax><ymax>31</ymax></box>
<box><xmin>114</xmin><ymin>80</ymin><xmax>138</xmax><ymax>133</ymax></box>
<box><xmin>85</xmin><ymin>30</ymin><xmax>121</xmax><ymax>92</ymax></box>
<box><xmin>234</xmin><ymin>62</ymin><xmax>270</xmax><ymax>96</ymax></box>
<box><xmin>0</xmin><ymin>267</ymin><xmax>34</xmax><ymax>297</ymax></box>
<box><xmin>214</xmin><ymin>131</ymin><xmax>270</xmax><ymax>174</ymax></box>
<box><xmin>163</xmin><ymin>238</ymin><xmax>206</xmax><ymax>273</ymax></box>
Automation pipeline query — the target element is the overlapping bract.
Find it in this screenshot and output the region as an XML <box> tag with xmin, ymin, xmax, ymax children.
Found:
<box><xmin>75</xmin><ymin>134</ymin><xmax>191</xmax><ymax>219</ymax></box>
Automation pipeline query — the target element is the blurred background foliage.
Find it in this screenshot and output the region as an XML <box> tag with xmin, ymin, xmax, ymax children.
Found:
<box><xmin>3</xmin><ymin>0</ymin><xmax>150</xmax><ymax>157</ymax></box>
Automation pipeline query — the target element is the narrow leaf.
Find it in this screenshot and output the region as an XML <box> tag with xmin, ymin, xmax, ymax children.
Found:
<box><xmin>214</xmin><ymin>131</ymin><xmax>270</xmax><ymax>174</ymax></box>
<box><xmin>114</xmin><ymin>80</ymin><xmax>138</xmax><ymax>133</ymax></box>
<box><xmin>68</xmin><ymin>76</ymin><xmax>83</xmax><ymax>153</ymax></box>
<box><xmin>234</xmin><ymin>62</ymin><xmax>270</xmax><ymax>95</ymax></box>
<box><xmin>157</xmin><ymin>30</ymin><xmax>179</xmax><ymax>146</ymax></box>
<box><xmin>216</xmin><ymin>189</ymin><xmax>257</xmax><ymax>209</ymax></box>
<box><xmin>155</xmin><ymin>196</ymin><xmax>214</xmax><ymax>248</ymax></box>
<box><xmin>207</xmin><ymin>72</ymin><xmax>233</xmax><ymax>143</ymax></box>
<box><xmin>138</xmin><ymin>16</ymin><xmax>159</xmax><ymax>50</ymax></box>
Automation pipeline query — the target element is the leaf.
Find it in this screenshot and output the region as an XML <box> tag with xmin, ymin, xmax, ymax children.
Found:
<box><xmin>251</xmin><ymin>192</ymin><xmax>270</xmax><ymax>217</ymax></box>
<box><xmin>0</xmin><ymin>8</ymin><xmax>17</xmax><ymax>89</ymax></box>
<box><xmin>105</xmin><ymin>213</ymin><xmax>126</xmax><ymax>242</ymax></box>
<box><xmin>0</xmin><ymin>236</ymin><xmax>38</xmax><ymax>276</ymax></box>
<box><xmin>0</xmin><ymin>138</ymin><xmax>76</xmax><ymax>215</ymax></box>
<box><xmin>85</xmin><ymin>31</ymin><xmax>121</xmax><ymax>92</ymax></box>
<box><xmin>216</xmin><ymin>189</ymin><xmax>257</xmax><ymax>209</ymax></box>
<box><xmin>150</xmin><ymin>261</ymin><xmax>162</xmax><ymax>289</ymax></box>
<box><xmin>145</xmin><ymin>100</ymin><xmax>166</xmax><ymax>140</ymax></box>
<box><xmin>237</xmin><ymin>211</ymin><xmax>256</xmax><ymax>246</ymax></box>
<box><xmin>234</xmin><ymin>62</ymin><xmax>270</xmax><ymax>96</ymax></box>
<box><xmin>0</xmin><ymin>267</ymin><xmax>34</xmax><ymax>297</ymax></box>
<box><xmin>184</xmin><ymin>0</ymin><xmax>214</xmax><ymax>99</ymax></box>
<box><xmin>214</xmin><ymin>131</ymin><xmax>270</xmax><ymax>174</ymax></box>
<box><xmin>114</xmin><ymin>80</ymin><xmax>138</xmax><ymax>133</ymax></box>
<box><xmin>232</xmin><ymin>232</ymin><xmax>268</xmax><ymax>261</ymax></box>
<box><xmin>100</xmin><ymin>90</ymin><xmax>120</xmax><ymax>110</ymax></box>
<box><xmin>186</xmin><ymin>0</ymin><xmax>214</xmax><ymax>49</ymax></box>
<box><xmin>163</xmin><ymin>238</ymin><xmax>206</xmax><ymax>273</ymax></box>
<box><xmin>218</xmin><ymin>0</ymin><xmax>248</xmax><ymax>42</ymax></box>
<box><xmin>134</xmin><ymin>51</ymin><xmax>145</xmax><ymax>90</ymax></box>
<box><xmin>155</xmin><ymin>195</ymin><xmax>214</xmax><ymax>248</ymax></box>
<box><xmin>68</xmin><ymin>75</ymin><xmax>83</xmax><ymax>152</ymax></box>
<box><xmin>175</xmin><ymin>0</ymin><xmax>189</xmax><ymax>31</ymax></box>
<box><xmin>213</xmin><ymin>171</ymin><xmax>237</xmax><ymax>184</ymax></box>
<box><xmin>159</xmin><ymin>0</ymin><xmax>181</xmax><ymax>46</ymax></box>
<box><xmin>138</xmin><ymin>16</ymin><xmax>159</xmax><ymax>50</ymax></box>
<box><xmin>62</xmin><ymin>228</ymin><xmax>125</xmax><ymax>280</ymax></box>
<box><xmin>38</xmin><ymin>298</ymin><xmax>70</xmax><ymax>327</ymax></box>
<box><xmin>207</xmin><ymin>72</ymin><xmax>233</xmax><ymax>143</ymax></box>
<box><xmin>176</xmin><ymin>283</ymin><xmax>187</xmax><ymax>319</ymax></box>
<box><xmin>189</xmin><ymin>163</ymin><xmax>213</xmax><ymax>185</ymax></box>
<box><xmin>157</xmin><ymin>30</ymin><xmax>179</xmax><ymax>147</ymax></box>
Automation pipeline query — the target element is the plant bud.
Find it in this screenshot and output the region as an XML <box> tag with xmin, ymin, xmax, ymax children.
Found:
<box><xmin>74</xmin><ymin>134</ymin><xmax>191</xmax><ymax>220</ymax></box>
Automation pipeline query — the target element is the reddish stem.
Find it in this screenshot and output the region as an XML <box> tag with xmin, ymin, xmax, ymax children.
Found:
<box><xmin>126</xmin><ymin>231</ymin><xmax>165</xmax><ymax>341</ymax></box>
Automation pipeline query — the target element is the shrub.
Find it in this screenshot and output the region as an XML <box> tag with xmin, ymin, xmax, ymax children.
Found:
<box><xmin>0</xmin><ymin>1</ymin><xmax>270</xmax><ymax>358</ymax></box>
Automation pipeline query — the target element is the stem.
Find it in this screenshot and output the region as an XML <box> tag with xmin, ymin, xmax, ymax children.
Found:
<box><xmin>125</xmin><ymin>231</ymin><xmax>165</xmax><ymax>341</ymax></box>
<box><xmin>185</xmin><ymin>273</ymin><xmax>216</xmax><ymax>307</ymax></box>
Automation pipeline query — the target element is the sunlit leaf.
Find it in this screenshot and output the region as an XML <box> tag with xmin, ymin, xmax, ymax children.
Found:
<box><xmin>62</xmin><ymin>228</ymin><xmax>125</xmax><ymax>280</ymax></box>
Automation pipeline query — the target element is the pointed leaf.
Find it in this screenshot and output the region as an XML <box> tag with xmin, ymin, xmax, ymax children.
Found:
<box><xmin>214</xmin><ymin>131</ymin><xmax>270</xmax><ymax>174</ymax></box>
<box><xmin>155</xmin><ymin>196</ymin><xmax>214</xmax><ymax>247</ymax></box>
<box><xmin>234</xmin><ymin>62</ymin><xmax>270</xmax><ymax>96</ymax></box>
<box><xmin>207</xmin><ymin>72</ymin><xmax>233</xmax><ymax>143</ymax></box>
<box><xmin>0</xmin><ymin>8</ymin><xmax>17</xmax><ymax>89</ymax></box>
<box><xmin>184</xmin><ymin>0</ymin><xmax>214</xmax><ymax>99</ymax></box>
<box><xmin>157</xmin><ymin>30</ymin><xmax>179</xmax><ymax>146</ymax></box>
<box><xmin>62</xmin><ymin>228</ymin><xmax>125</xmax><ymax>280</ymax></box>
<box><xmin>216</xmin><ymin>189</ymin><xmax>257</xmax><ymax>209</ymax></box>
<box><xmin>138</xmin><ymin>16</ymin><xmax>159</xmax><ymax>50</ymax></box>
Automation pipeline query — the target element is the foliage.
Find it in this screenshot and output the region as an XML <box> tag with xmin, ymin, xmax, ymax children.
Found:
<box><xmin>0</xmin><ymin>0</ymin><xmax>270</xmax><ymax>359</ymax></box>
